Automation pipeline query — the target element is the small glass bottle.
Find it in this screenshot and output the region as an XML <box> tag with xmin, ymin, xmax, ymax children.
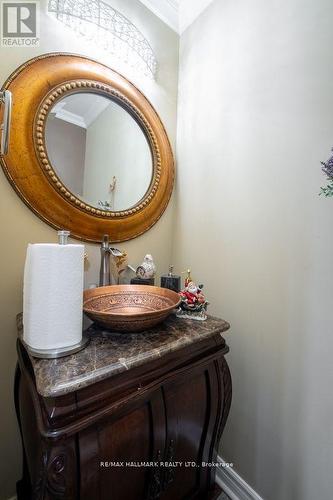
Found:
<box><xmin>161</xmin><ymin>265</ymin><xmax>181</xmax><ymax>292</ymax></box>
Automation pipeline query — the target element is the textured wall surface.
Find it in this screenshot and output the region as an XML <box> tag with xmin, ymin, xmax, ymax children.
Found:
<box><xmin>0</xmin><ymin>1</ymin><xmax>178</xmax><ymax>497</ymax></box>
<box><xmin>174</xmin><ymin>0</ymin><xmax>333</xmax><ymax>499</ymax></box>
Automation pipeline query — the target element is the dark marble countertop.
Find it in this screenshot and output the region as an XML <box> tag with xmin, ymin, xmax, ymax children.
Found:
<box><xmin>18</xmin><ymin>315</ymin><xmax>230</xmax><ymax>398</ymax></box>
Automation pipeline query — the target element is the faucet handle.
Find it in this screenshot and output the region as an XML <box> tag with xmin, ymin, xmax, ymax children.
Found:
<box><xmin>102</xmin><ymin>234</ymin><xmax>109</xmax><ymax>249</ymax></box>
<box><xmin>110</xmin><ymin>248</ymin><xmax>123</xmax><ymax>257</ymax></box>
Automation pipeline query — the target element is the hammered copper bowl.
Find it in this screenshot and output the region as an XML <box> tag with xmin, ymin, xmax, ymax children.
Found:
<box><xmin>83</xmin><ymin>285</ymin><xmax>181</xmax><ymax>332</ymax></box>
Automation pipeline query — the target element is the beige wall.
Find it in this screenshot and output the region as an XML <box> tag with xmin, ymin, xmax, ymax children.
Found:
<box><xmin>175</xmin><ymin>0</ymin><xmax>333</xmax><ymax>499</ymax></box>
<box><xmin>46</xmin><ymin>118</ymin><xmax>86</xmax><ymax>196</ymax></box>
<box><xmin>83</xmin><ymin>101</ymin><xmax>151</xmax><ymax>210</ymax></box>
<box><xmin>0</xmin><ymin>1</ymin><xmax>178</xmax><ymax>498</ymax></box>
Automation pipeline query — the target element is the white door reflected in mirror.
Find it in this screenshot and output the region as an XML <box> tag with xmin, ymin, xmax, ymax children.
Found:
<box><xmin>45</xmin><ymin>93</ymin><xmax>153</xmax><ymax>212</ymax></box>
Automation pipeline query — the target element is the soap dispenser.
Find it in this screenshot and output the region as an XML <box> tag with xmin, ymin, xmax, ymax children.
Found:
<box><xmin>160</xmin><ymin>265</ymin><xmax>181</xmax><ymax>292</ymax></box>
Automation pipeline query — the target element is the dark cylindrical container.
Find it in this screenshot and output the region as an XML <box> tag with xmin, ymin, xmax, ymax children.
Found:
<box><xmin>160</xmin><ymin>266</ymin><xmax>181</xmax><ymax>292</ymax></box>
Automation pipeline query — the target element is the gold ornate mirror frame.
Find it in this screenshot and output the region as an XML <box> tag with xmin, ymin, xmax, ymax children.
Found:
<box><xmin>0</xmin><ymin>53</ymin><xmax>174</xmax><ymax>242</ymax></box>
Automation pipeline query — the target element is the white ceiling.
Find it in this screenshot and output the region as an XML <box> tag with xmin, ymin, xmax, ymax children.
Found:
<box><xmin>138</xmin><ymin>0</ymin><xmax>178</xmax><ymax>32</ymax></box>
<box><xmin>179</xmin><ymin>0</ymin><xmax>214</xmax><ymax>33</ymax></box>
<box><xmin>138</xmin><ymin>0</ymin><xmax>214</xmax><ymax>34</ymax></box>
<box><xmin>50</xmin><ymin>94</ymin><xmax>112</xmax><ymax>129</ymax></box>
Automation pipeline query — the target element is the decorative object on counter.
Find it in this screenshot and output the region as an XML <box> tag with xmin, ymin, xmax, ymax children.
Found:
<box><xmin>110</xmin><ymin>250</ymin><xmax>128</xmax><ymax>284</ymax></box>
<box><xmin>131</xmin><ymin>254</ymin><xmax>156</xmax><ymax>285</ymax></box>
<box><xmin>184</xmin><ymin>268</ymin><xmax>192</xmax><ymax>287</ymax></box>
<box><xmin>99</xmin><ymin>234</ymin><xmax>125</xmax><ymax>286</ymax></box>
<box><xmin>83</xmin><ymin>284</ymin><xmax>181</xmax><ymax>332</ymax></box>
<box><xmin>23</xmin><ymin>230</ymin><xmax>89</xmax><ymax>358</ymax></box>
<box><xmin>320</xmin><ymin>147</ymin><xmax>333</xmax><ymax>197</ymax></box>
<box><xmin>161</xmin><ymin>265</ymin><xmax>181</xmax><ymax>292</ymax></box>
<box><xmin>136</xmin><ymin>254</ymin><xmax>156</xmax><ymax>279</ymax></box>
<box><xmin>176</xmin><ymin>281</ymin><xmax>209</xmax><ymax>321</ymax></box>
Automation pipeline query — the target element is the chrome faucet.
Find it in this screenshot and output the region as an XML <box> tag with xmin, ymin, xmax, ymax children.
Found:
<box><xmin>100</xmin><ymin>235</ymin><xmax>111</xmax><ymax>286</ymax></box>
<box><xmin>99</xmin><ymin>235</ymin><xmax>124</xmax><ymax>286</ymax></box>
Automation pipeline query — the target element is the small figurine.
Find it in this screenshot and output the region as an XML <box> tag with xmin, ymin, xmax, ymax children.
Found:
<box><xmin>110</xmin><ymin>250</ymin><xmax>128</xmax><ymax>284</ymax></box>
<box><xmin>136</xmin><ymin>254</ymin><xmax>156</xmax><ymax>279</ymax></box>
<box><xmin>176</xmin><ymin>281</ymin><xmax>208</xmax><ymax>321</ymax></box>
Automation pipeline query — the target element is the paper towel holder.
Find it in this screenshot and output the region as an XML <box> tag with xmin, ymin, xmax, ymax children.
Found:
<box><xmin>58</xmin><ymin>229</ymin><xmax>70</xmax><ymax>245</ymax></box>
<box><xmin>23</xmin><ymin>230</ymin><xmax>90</xmax><ymax>359</ymax></box>
<box><xmin>22</xmin><ymin>334</ymin><xmax>90</xmax><ymax>359</ymax></box>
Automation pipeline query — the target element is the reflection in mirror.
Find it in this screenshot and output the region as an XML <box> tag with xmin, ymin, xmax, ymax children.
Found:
<box><xmin>45</xmin><ymin>93</ymin><xmax>153</xmax><ymax>211</ymax></box>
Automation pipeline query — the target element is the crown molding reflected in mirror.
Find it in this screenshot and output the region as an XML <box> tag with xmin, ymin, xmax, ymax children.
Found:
<box><xmin>0</xmin><ymin>53</ymin><xmax>174</xmax><ymax>243</ymax></box>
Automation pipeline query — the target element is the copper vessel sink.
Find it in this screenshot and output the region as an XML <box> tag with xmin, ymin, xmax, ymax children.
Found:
<box><xmin>83</xmin><ymin>285</ymin><xmax>181</xmax><ymax>332</ymax></box>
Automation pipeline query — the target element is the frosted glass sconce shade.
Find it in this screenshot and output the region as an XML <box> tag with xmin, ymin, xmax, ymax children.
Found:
<box><xmin>48</xmin><ymin>0</ymin><xmax>158</xmax><ymax>78</ymax></box>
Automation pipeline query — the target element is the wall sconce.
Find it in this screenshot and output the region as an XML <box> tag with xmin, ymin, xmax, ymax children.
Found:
<box><xmin>48</xmin><ymin>0</ymin><xmax>158</xmax><ymax>79</ymax></box>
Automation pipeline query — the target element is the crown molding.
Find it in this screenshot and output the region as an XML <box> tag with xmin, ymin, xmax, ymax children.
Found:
<box><xmin>83</xmin><ymin>98</ymin><xmax>110</xmax><ymax>128</ymax></box>
<box><xmin>51</xmin><ymin>96</ymin><xmax>111</xmax><ymax>129</ymax></box>
<box><xmin>138</xmin><ymin>0</ymin><xmax>216</xmax><ymax>35</ymax></box>
<box><xmin>138</xmin><ymin>0</ymin><xmax>179</xmax><ymax>33</ymax></box>
<box><xmin>179</xmin><ymin>0</ymin><xmax>214</xmax><ymax>34</ymax></box>
<box><xmin>52</xmin><ymin>109</ymin><xmax>86</xmax><ymax>128</ymax></box>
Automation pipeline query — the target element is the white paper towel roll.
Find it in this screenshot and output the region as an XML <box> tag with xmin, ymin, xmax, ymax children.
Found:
<box><xmin>23</xmin><ymin>243</ymin><xmax>84</xmax><ymax>350</ymax></box>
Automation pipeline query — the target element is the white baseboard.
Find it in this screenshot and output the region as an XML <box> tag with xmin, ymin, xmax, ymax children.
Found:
<box><xmin>6</xmin><ymin>496</ymin><xmax>17</xmax><ymax>500</ymax></box>
<box><xmin>216</xmin><ymin>456</ymin><xmax>264</xmax><ymax>500</ymax></box>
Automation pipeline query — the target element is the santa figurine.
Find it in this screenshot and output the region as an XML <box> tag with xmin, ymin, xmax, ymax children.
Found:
<box><xmin>177</xmin><ymin>280</ymin><xmax>208</xmax><ymax>320</ymax></box>
<box><xmin>180</xmin><ymin>281</ymin><xmax>205</xmax><ymax>307</ymax></box>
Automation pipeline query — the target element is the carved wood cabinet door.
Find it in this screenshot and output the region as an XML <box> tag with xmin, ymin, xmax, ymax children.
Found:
<box><xmin>75</xmin><ymin>361</ymin><xmax>226</xmax><ymax>500</ymax></box>
<box><xmin>159</xmin><ymin>362</ymin><xmax>223</xmax><ymax>500</ymax></box>
<box><xmin>78</xmin><ymin>390</ymin><xmax>166</xmax><ymax>500</ymax></box>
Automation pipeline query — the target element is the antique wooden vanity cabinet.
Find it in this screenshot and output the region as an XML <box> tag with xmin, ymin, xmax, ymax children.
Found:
<box><xmin>15</xmin><ymin>316</ymin><xmax>231</xmax><ymax>500</ymax></box>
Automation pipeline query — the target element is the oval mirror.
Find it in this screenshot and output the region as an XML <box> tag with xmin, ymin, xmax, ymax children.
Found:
<box><xmin>0</xmin><ymin>54</ymin><xmax>174</xmax><ymax>242</ymax></box>
<box><xmin>45</xmin><ymin>93</ymin><xmax>153</xmax><ymax>212</ymax></box>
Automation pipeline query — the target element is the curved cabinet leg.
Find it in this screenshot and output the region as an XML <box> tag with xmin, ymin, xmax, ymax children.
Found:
<box><xmin>14</xmin><ymin>363</ymin><xmax>32</xmax><ymax>500</ymax></box>
<box><xmin>218</xmin><ymin>357</ymin><xmax>232</xmax><ymax>442</ymax></box>
<box><xmin>33</xmin><ymin>441</ymin><xmax>77</xmax><ymax>500</ymax></box>
<box><xmin>15</xmin><ymin>353</ymin><xmax>78</xmax><ymax>500</ymax></box>
<box><xmin>202</xmin><ymin>355</ymin><xmax>232</xmax><ymax>499</ymax></box>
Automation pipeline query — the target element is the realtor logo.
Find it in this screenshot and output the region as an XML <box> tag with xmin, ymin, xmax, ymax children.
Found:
<box><xmin>1</xmin><ymin>1</ymin><xmax>39</xmax><ymax>46</ymax></box>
